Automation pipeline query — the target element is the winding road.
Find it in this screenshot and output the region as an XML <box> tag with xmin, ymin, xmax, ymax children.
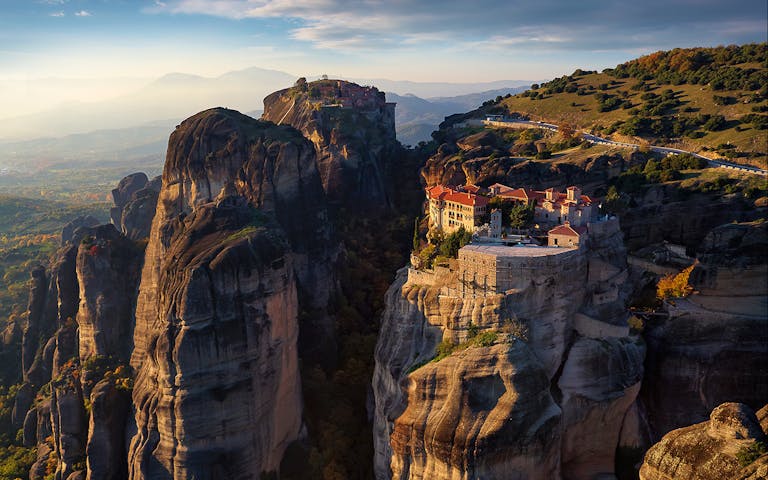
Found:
<box><xmin>482</xmin><ymin>118</ymin><xmax>767</xmax><ymax>176</ymax></box>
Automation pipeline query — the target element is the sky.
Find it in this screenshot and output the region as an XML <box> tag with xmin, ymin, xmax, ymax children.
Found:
<box><xmin>0</xmin><ymin>0</ymin><xmax>766</xmax><ymax>118</ymax></box>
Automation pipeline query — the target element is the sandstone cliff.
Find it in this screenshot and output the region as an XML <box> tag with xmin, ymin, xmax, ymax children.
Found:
<box><xmin>127</xmin><ymin>108</ymin><xmax>337</xmax><ymax>478</ymax></box>
<box><xmin>421</xmin><ymin>128</ymin><xmax>645</xmax><ymax>194</ymax></box>
<box><xmin>640</xmin><ymin>221</ymin><xmax>768</xmax><ymax>440</ymax></box>
<box><xmin>262</xmin><ymin>79</ymin><xmax>399</xmax><ymax>207</ymax></box>
<box><xmin>639</xmin><ymin>402</ymin><xmax>768</xmax><ymax>480</ymax></box>
<box><xmin>373</xmin><ymin>218</ymin><xmax>645</xmax><ymax>479</ymax></box>
<box><xmin>9</xmin><ymin>172</ymin><xmax>158</xmax><ymax>480</ymax></box>
<box><xmin>76</xmin><ymin>224</ymin><xmax>143</xmax><ymax>364</ymax></box>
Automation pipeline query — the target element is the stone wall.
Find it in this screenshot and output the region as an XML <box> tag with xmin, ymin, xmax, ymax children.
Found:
<box><xmin>458</xmin><ymin>246</ymin><xmax>583</xmax><ymax>295</ymax></box>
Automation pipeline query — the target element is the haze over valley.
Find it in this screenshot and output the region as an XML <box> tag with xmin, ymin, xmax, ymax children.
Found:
<box><xmin>0</xmin><ymin>1</ymin><xmax>766</xmax><ymax>480</ymax></box>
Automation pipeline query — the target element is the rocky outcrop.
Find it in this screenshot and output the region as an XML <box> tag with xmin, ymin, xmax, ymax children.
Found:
<box><xmin>110</xmin><ymin>172</ymin><xmax>162</xmax><ymax>240</ymax></box>
<box><xmin>61</xmin><ymin>215</ymin><xmax>100</xmax><ymax>246</ymax></box>
<box><xmin>262</xmin><ymin>79</ymin><xmax>399</xmax><ymax>207</ymax></box>
<box><xmin>75</xmin><ymin>224</ymin><xmax>142</xmax><ymax>363</ymax></box>
<box><xmin>50</xmin><ymin>370</ymin><xmax>88</xmax><ymax>480</ymax></box>
<box><xmin>422</xmin><ymin>127</ymin><xmax>645</xmax><ymax>193</ymax></box>
<box><xmin>639</xmin><ymin>402</ymin><xmax>768</xmax><ymax>480</ymax></box>
<box><xmin>641</xmin><ymin>221</ymin><xmax>768</xmax><ymax>439</ymax></box>
<box><xmin>127</xmin><ymin>108</ymin><xmax>332</xmax><ymax>478</ymax></box>
<box><xmin>21</xmin><ymin>266</ymin><xmax>51</xmax><ymax>383</ymax></box>
<box><xmin>86</xmin><ymin>377</ymin><xmax>131</xmax><ymax>480</ymax></box>
<box><xmin>390</xmin><ymin>340</ymin><xmax>563</xmax><ymax>480</ymax></box>
<box><xmin>110</xmin><ymin>173</ymin><xmax>148</xmax><ymax>225</ymax></box>
<box><xmin>121</xmin><ymin>175</ymin><xmax>161</xmax><ymax>240</ymax></box>
<box><xmin>374</xmin><ymin>219</ymin><xmax>645</xmax><ymax>479</ymax></box>
<box><xmin>621</xmin><ymin>188</ymin><xmax>765</xmax><ymax>251</ymax></box>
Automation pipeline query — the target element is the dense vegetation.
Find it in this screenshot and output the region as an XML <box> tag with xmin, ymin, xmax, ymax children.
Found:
<box><xmin>280</xmin><ymin>210</ymin><xmax>419</xmax><ymax>480</ymax></box>
<box><xmin>283</xmin><ymin>146</ymin><xmax>425</xmax><ymax>479</ymax></box>
<box><xmin>0</xmin><ymin>385</ymin><xmax>36</xmax><ymax>479</ymax></box>
<box><xmin>608</xmin><ymin>44</ymin><xmax>767</xmax><ymax>91</ymax></box>
<box><xmin>0</xmin><ymin>196</ymin><xmax>110</xmax><ymax>478</ymax></box>
<box><xmin>0</xmin><ymin>196</ymin><xmax>108</xmax><ymax>322</ymax></box>
<box><xmin>498</xmin><ymin>43</ymin><xmax>768</xmax><ymax>168</ymax></box>
<box><xmin>606</xmin><ymin>153</ymin><xmax>765</xmax><ymax>203</ymax></box>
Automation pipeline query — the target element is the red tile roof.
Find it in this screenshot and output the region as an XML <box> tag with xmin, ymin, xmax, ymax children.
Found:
<box><xmin>427</xmin><ymin>185</ymin><xmax>489</xmax><ymax>207</ymax></box>
<box><xmin>426</xmin><ymin>185</ymin><xmax>454</xmax><ymax>199</ymax></box>
<box><xmin>492</xmin><ymin>183</ymin><xmax>593</xmax><ymax>207</ymax></box>
<box><xmin>499</xmin><ymin>188</ymin><xmax>544</xmax><ymax>202</ymax></box>
<box><xmin>548</xmin><ymin>223</ymin><xmax>588</xmax><ymax>237</ymax></box>
<box><xmin>463</xmin><ymin>184</ymin><xmax>481</xmax><ymax>194</ymax></box>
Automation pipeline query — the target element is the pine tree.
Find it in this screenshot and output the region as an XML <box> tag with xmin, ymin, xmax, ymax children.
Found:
<box><xmin>412</xmin><ymin>217</ymin><xmax>420</xmax><ymax>252</ymax></box>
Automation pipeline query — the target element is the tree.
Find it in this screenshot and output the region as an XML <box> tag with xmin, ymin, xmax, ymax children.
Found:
<box><xmin>486</xmin><ymin>197</ymin><xmax>512</xmax><ymax>227</ymax></box>
<box><xmin>508</xmin><ymin>203</ymin><xmax>535</xmax><ymax>229</ymax></box>
<box><xmin>438</xmin><ymin>227</ymin><xmax>472</xmax><ymax>258</ymax></box>
<box><xmin>656</xmin><ymin>265</ymin><xmax>695</xmax><ymax>300</ymax></box>
<box><xmin>602</xmin><ymin>186</ymin><xmax>627</xmax><ymax>215</ymax></box>
<box><xmin>412</xmin><ymin>217</ymin><xmax>420</xmax><ymax>252</ymax></box>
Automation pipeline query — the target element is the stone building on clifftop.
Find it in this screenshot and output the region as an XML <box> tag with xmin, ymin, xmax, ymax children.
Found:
<box><xmin>426</xmin><ymin>185</ymin><xmax>489</xmax><ymax>233</ymax></box>
<box><xmin>490</xmin><ymin>183</ymin><xmax>596</xmax><ymax>227</ymax></box>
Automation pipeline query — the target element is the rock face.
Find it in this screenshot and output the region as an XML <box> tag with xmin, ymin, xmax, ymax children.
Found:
<box><xmin>75</xmin><ymin>224</ymin><xmax>143</xmax><ymax>363</ymax></box>
<box><xmin>21</xmin><ymin>266</ymin><xmax>51</xmax><ymax>383</ymax></box>
<box><xmin>373</xmin><ymin>218</ymin><xmax>645</xmax><ymax>479</ymax></box>
<box><xmin>61</xmin><ymin>215</ymin><xmax>100</xmax><ymax>246</ymax></box>
<box><xmin>86</xmin><ymin>378</ymin><xmax>131</xmax><ymax>480</ymax></box>
<box><xmin>110</xmin><ymin>172</ymin><xmax>162</xmax><ymax>240</ymax></box>
<box><xmin>422</xmin><ymin>127</ymin><xmax>646</xmax><ymax>194</ymax></box>
<box><xmin>110</xmin><ymin>173</ymin><xmax>148</xmax><ymax>225</ymax></box>
<box><xmin>641</xmin><ymin>221</ymin><xmax>768</xmax><ymax>439</ymax></box>
<box><xmin>127</xmin><ymin>108</ymin><xmax>332</xmax><ymax>478</ymax></box>
<box><xmin>262</xmin><ymin>79</ymin><xmax>399</xmax><ymax>207</ymax></box>
<box><xmin>389</xmin><ymin>339</ymin><xmax>563</xmax><ymax>480</ymax></box>
<box><xmin>120</xmin><ymin>175</ymin><xmax>161</xmax><ymax>241</ymax></box>
<box><xmin>639</xmin><ymin>402</ymin><xmax>768</xmax><ymax>480</ymax></box>
<box><xmin>620</xmin><ymin>187</ymin><xmax>765</xmax><ymax>251</ymax></box>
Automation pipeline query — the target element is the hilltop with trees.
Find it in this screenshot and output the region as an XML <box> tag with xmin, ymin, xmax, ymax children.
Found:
<box><xmin>493</xmin><ymin>43</ymin><xmax>767</xmax><ymax>168</ymax></box>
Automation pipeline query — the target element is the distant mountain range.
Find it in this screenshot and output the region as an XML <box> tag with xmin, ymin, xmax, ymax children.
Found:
<box><xmin>0</xmin><ymin>67</ymin><xmax>296</xmax><ymax>142</ymax></box>
<box><xmin>0</xmin><ymin>67</ymin><xmax>538</xmax><ymax>170</ymax></box>
<box><xmin>389</xmin><ymin>87</ymin><xmax>530</xmax><ymax>145</ymax></box>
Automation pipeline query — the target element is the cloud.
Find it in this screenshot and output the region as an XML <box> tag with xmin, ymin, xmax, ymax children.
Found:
<box><xmin>49</xmin><ymin>11</ymin><xmax>65</xmax><ymax>17</ymax></box>
<box><xmin>149</xmin><ymin>0</ymin><xmax>767</xmax><ymax>53</ymax></box>
<box><xmin>74</xmin><ymin>10</ymin><xmax>92</xmax><ymax>16</ymax></box>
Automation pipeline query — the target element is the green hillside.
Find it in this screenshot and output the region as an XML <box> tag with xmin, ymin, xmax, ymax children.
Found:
<box><xmin>497</xmin><ymin>44</ymin><xmax>767</xmax><ymax>168</ymax></box>
<box><xmin>0</xmin><ymin>196</ymin><xmax>109</xmax><ymax>321</ymax></box>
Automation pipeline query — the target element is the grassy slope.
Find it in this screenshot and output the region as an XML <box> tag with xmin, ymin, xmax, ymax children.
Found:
<box><xmin>500</xmin><ymin>63</ymin><xmax>767</xmax><ymax>167</ymax></box>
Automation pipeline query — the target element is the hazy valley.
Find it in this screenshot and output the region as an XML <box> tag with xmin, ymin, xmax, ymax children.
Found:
<box><xmin>0</xmin><ymin>42</ymin><xmax>765</xmax><ymax>480</ymax></box>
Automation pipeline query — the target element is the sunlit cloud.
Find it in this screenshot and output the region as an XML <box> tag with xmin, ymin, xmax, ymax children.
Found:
<box><xmin>50</xmin><ymin>11</ymin><xmax>65</xmax><ymax>17</ymax></box>
<box><xmin>149</xmin><ymin>0</ymin><xmax>767</xmax><ymax>54</ymax></box>
<box><xmin>74</xmin><ymin>10</ymin><xmax>92</xmax><ymax>17</ymax></box>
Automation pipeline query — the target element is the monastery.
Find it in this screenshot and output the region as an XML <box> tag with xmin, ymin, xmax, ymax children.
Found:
<box><xmin>488</xmin><ymin>183</ymin><xmax>595</xmax><ymax>227</ymax></box>
<box><xmin>426</xmin><ymin>185</ymin><xmax>490</xmax><ymax>233</ymax></box>
<box><xmin>426</xmin><ymin>183</ymin><xmax>596</xmax><ymax>237</ymax></box>
<box><xmin>418</xmin><ymin>182</ymin><xmax>612</xmax><ymax>295</ymax></box>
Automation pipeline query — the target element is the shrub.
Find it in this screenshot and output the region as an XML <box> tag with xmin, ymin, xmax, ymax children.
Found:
<box><xmin>438</xmin><ymin>227</ymin><xmax>472</xmax><ymax>258</ymax></box>
<box><xmin>471</xmin><ymin>331</ymin><xmax>498</xmax><ymax>347</ymax></box>
<box><xmin>656</xmin><ymin>265</ymin><xmax>695</xmax><ymax>300</ymax></box>
<box><xmin>736</xmin><ymin>441</ymin><xmax>767</xmax><ymax>467</ymax></box>
<box><xmin>433</xmin><ymin>339</ymin><xmax>456</xmax><ymax>362</ymax></box>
